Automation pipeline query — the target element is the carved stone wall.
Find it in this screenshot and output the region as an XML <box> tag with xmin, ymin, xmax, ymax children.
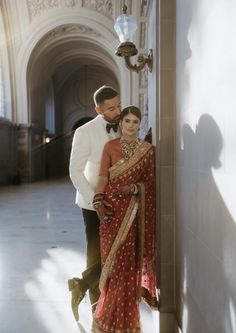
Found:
<box><xmin>17</xmin><ymin>124</ymin><xmax>45</xmax><ymax>182</ymax></box>
<box><xmin>16</xmin><ymin>125</ymin><xmax>30</xmax><ymax>183</ymax></box>
<box><xmin>0</xmin><ymin>119</ymin><xmax>17</xmax><ymax>184</ymax></box>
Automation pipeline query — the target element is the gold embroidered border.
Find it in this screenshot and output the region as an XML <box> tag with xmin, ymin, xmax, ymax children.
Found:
<box><xmin>136</xmin><ymin>182</ymin><xmax>145</xmax><ymax>301</ymax></box>
<box><xmin>99</xmin><ymin>196</ymin><xmax>139</xmax><ymax>291</ymax></box>
<box><xmin>109</xmin><ymin>141</ymin><xmax>153</xmax><ymax>180</ymax></box>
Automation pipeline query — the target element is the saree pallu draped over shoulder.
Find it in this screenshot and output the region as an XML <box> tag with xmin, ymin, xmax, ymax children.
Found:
<box><xmin>94</xmin><ymin>140</ymin><xmax>158</xmax><ymax>333</ymax></box>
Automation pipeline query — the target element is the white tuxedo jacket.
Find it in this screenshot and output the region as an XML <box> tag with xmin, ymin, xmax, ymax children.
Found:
<box><xmin>69</xmin><ymin>115</ymin><xmax>120</xmax><ymax>210</ymax></box>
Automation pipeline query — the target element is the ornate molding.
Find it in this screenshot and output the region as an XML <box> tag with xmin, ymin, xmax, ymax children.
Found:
<box><xmin>44</xmin><ymin>24</ymin><xmax>101</xmax><ymax>40</ymax></box>
<box><xmin>139</xmin><ymin>92</ymin><xmax>148</xmax><ymax>139</ymax></box>
<box><xmin>139</xmin><ymin>65</ymin><xmax>148</xmax><ymax>89</ymax></box>
<box><xmin>82</xmin><ymin>0</ymin><xmax>113</xmax><ymax>17</ymax></box>
<box><xmin>27</xmin><ymin>0</ymin><xmax>113</xmax><ymax>20</ymax></box>
<box><xmin>27</xmin><ymin>0</ymin><xmax>61</xmax><ymax>19</ymax></box>
<box><xmin>139</xmin><ymin>93</ymin><xmax>148</xmax><ymax>116</ymax></box>
<box><xmin>141</xmin><ymin>0</ymin><xmax>148</xmax><ymax>17</ymax></box>
<box><xmin>140</xmin><ymin>22</ymin><xmax>147</xmax><ymax>49</ymax></box>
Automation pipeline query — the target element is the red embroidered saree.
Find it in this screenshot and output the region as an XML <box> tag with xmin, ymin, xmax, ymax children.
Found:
<box><xmin>94</xmin><ymin>139</ymin><xmax>158</xmax><ymax>333</ymax></box>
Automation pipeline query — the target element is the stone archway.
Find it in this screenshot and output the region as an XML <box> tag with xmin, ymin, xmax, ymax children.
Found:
<box><xmin>16</xmin><ymin>11</ymin><xmax>131</xmax><ymax>124</ymax></box>
<box><xmin>16</xmin><ymin>8</ymin><xmax>129</xmax><ymax>182</ymax></box>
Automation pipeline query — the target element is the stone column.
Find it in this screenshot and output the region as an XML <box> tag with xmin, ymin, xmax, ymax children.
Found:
<box><xmin>17</xmin><ymin>123</ymin><xmax>45</xmax><ymax>182</ymax></box>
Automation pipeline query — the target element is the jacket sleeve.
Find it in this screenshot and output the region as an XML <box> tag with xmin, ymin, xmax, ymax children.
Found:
<box><xmin>69</xmin><ymin>127</ymin><xmax>94</xmax><ymax>204</ymax></box>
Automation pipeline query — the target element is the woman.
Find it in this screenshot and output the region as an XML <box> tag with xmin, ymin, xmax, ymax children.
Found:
<box><xmin>92</xmin><ymin>106</ymin><xmax>158</xmax><ymax>333</ymax></box>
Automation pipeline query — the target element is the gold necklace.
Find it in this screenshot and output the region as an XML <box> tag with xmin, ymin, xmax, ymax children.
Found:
<box><xmin>120</xmin><ymin>136</ymin><xmax>140</xmax><ymax>160</ymax></box>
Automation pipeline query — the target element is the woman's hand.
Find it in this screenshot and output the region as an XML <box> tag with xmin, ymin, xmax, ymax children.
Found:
<box><xmin>96</xmin><ymin>200</ymin><xmax>114</xmax><ymax>221</ymax></box>
<box><xmin>113</xmin><ymin>185</ymin><xmax>131</xmax><ymax>199</ymax></box>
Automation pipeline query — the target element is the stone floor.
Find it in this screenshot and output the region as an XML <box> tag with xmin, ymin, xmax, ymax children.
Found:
<box><xmin>0</xmin><ymin>177</ymin><xmax>159</xmax><ymax>333</ymax></box>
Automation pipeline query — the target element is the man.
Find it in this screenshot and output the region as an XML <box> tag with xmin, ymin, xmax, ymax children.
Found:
<box><xmin>69</xmin><ymin>85</ymin><xmax>121</xmax><ymax>322</ymax></box>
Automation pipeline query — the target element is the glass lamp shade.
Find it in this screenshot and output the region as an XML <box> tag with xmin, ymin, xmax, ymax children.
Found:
<box><xmin>114</xmin><ymin>13</ymin><xmax>137</xmax><ymax>43</ymax></box>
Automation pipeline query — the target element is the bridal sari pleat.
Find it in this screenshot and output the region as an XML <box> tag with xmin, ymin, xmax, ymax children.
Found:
<box><xmin>94</xmin><ymin>141</ymin><xmax>158</xmax><ymax>333</ymax></box>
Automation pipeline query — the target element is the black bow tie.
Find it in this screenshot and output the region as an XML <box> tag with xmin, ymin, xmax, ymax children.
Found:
<box><xmin>106</xmin><ymin>123</ymin><xmax>119</xmax><ymax>133</ymax></box>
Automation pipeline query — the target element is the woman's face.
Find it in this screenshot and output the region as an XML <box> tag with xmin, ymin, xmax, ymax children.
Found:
<box><xmin>121</xmin><ymin>113</ymin><xmax>140</xmax><ymax>138</ymax></box>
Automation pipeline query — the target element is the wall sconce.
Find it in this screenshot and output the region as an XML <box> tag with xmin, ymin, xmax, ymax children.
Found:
<box><xmin>45</xmin><ymin>136</ymin><xmax>51</xmax><ymax>144</ymax></box>
<box><xmin>114</xmin><ymin>4</ymin><xmax>153</xmax><ymax>73</ymax></box>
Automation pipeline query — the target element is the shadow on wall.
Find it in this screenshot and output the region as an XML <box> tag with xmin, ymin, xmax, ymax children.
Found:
<box><xmin>177</xmin><ymin>114</ymin><xmax>236</xmax><ymax>333</ymax></box>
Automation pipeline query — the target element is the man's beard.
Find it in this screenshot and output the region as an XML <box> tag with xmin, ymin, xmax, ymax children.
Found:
<box><xmin>103</xmin><ymin>114</ymin><xmax>120</xmax><ymax>124</ymax></box>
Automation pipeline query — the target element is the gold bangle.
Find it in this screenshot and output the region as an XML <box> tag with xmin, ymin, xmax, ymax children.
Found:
<box><xmin>92</xmin><ymin>192</ymin><xmax>104</xmax><ymax>209</ymax></box>
<box><xmin>92</xmin><ymin>201</ymin><xmax>102</xmax><ymax>209</ymax></box>
<box><xmin>130</xmin><ymin>184</ymin><xmax>138</xmax><ymax>195</ymax></box>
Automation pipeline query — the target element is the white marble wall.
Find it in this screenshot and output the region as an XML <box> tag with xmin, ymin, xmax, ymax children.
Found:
<box><xmin>176</xmin><ymin>1</ymin><xmax>236</xmax><ymax>332</ymax></box>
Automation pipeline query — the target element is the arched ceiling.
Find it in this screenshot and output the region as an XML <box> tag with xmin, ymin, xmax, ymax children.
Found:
<box><xmin>27</xmin><ymin>24</ymin><xmax>119</xmax><ymax>88</ymax></box>
<box><xmin>27</xmin><ymin>23</ymin><xmax>120</xmax><ymax>130</ymax></box>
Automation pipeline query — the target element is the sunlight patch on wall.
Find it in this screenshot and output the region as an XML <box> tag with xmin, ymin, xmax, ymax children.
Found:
<box><xmin>183</xmin><ymin>0</ymin><xmax>236</xmax><ymax>124</ymax></box>
<box><xmin>178</xmin><ymin>0</ymin><xmax>236</xmax><ymax>222</ymax></box>
<box><xmin>182</xmin><ymin>256</ymin><xmax>189</xmax><ymax>332</ymax></box>
<box><xmin>228</xmin><ymin>298</ymin><xmax>236</xmax><ymax>333</ymax></box>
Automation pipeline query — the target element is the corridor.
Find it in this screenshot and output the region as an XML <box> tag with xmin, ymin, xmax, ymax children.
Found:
<box><xmin>0</xmin><ymin>178</ymin><xmax>159</xmax><ymax>333</ymax></box>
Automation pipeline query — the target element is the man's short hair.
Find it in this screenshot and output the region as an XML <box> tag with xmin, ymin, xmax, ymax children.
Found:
<box><xmin>93</xmin><ymin>85</ymin><xmax>119</xmax><ymax>107</ymax></box>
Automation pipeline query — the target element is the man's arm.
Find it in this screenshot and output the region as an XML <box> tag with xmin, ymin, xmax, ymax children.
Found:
<box><xmin>69</xmin><ymin>128</ymin><xmax>94</xmax><ymax>203</ymax></box>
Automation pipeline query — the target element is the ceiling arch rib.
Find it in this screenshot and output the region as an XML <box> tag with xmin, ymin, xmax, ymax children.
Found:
<box><xmin>28</xmin><ymin>36</ymin><xmax>121</xmax><ymax>84</ymax></box>
<box><xmin>45</xmin><ymin>53</ymin><xmax>120</xmax><ymax>90</ymax></box>
<box><xmin>18</xmin><ymin>14</ymin><xmax>118</xmax><ymax>81</ymax></box>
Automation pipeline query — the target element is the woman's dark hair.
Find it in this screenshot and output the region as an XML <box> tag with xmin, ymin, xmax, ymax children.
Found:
<box><xmin>93</xmin><ymin>85</ymin><xmax>119</xmax><ymax>106</ymax></box>
<box><xmin>120</xmin><ymin>105</ymin><xmax>142</xmax><ymax>122</ymax></box>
